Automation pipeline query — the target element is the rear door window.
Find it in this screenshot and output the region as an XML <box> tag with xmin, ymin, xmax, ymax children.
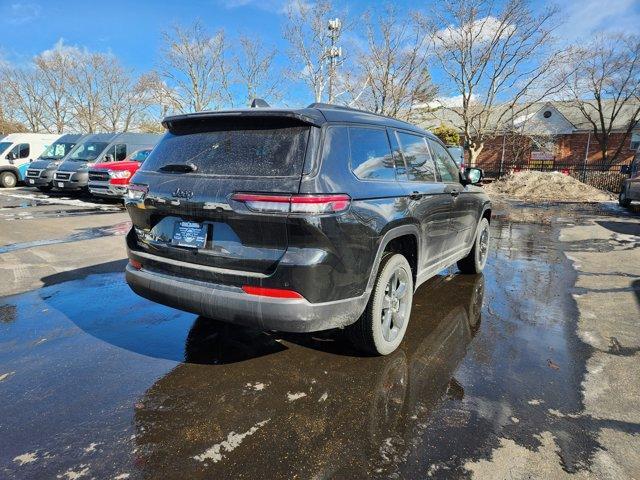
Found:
<box><xmin>142</xmin><ymin>125</ymin><xmax>310</xmax><ymax>177</ymax></box>
<box><xmin>348</xmin><ymin>126</ymin><xmax>395</xmax><ymax>181</ymax></box>
<box><xmin>396</xmin><ymin>132</ymin><xmax>436</xmax><ymax>182</ymax></box>
<box><xmin>429</xmin><ymin>139</ymin><xmax>461</xmax><ymax>183</ymax></box>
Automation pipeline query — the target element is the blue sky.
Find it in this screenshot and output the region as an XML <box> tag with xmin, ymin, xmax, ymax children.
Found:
<box><xmin>1</xmin><ymin>0</ymin><xmax>639</xmax><ymax>104</ymax></box>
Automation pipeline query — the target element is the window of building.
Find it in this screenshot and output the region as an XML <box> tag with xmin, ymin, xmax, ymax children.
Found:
<box><xmin>630</xmin><ymin>132</ymin><xmax>640</xmax><ymax>151</ymax></box>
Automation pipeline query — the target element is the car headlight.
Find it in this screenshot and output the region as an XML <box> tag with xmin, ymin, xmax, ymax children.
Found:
<box><xmin>109</xmin><ymin>170</ymin><xmax>132</xmax><ymax>179</ymax></box>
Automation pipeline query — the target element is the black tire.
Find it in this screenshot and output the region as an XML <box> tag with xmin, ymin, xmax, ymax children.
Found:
<box><xmin>347</xmin><ymin>253</ymin><xmax>414</xmax><ymax>355</ymax></box>
<box><xmin>0</xmin><ymin>171</ymin><xmax>17</xmax><ymax>188</ymax></box>
<box><xmin>37</xmin><ymin>186</ymin><xmax>52</xmax><ymax>192</ymax></box>
<box><xmin>619</xmin><ymin>188</ymin><xmax>631</xmax><ymax>208</ymax></box>
<box><xmin>458</xmin><ymin>217</ymin><xmax>490</xmax><ymax>274</ymax></box>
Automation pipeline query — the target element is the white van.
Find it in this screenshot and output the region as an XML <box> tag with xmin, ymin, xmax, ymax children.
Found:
<box><xmin>0</xmin><ymin>133</ymin><xmax>62</xmax><ymax>187</ymax></box>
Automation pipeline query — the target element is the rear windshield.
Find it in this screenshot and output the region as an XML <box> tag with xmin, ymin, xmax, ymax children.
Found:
<box><xmin>141</xmin><ymin>125</ymin><xmax>310</xmax><ymax>177</ymax></box>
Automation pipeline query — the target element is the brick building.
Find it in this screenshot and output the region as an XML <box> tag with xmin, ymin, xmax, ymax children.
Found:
<box><xmin>414</xmin><ymin>101</ymin><xmax>640</xmax><ymax>178</ymax></box>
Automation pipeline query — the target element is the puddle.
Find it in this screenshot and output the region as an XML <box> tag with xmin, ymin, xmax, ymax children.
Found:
<box><xmin>0</xmin><ymin>204</ymin><xmax>635</xmax><ymax>479</ymax></box>
<box><xmin>0</xmin><ymin>221</ymin><xmax>132</xmax><ymax>254</ymax></box>
<box><xmin>0</xmin><ymin>207</ymin><xmax>122</xmax><ymax>221</ymax></box>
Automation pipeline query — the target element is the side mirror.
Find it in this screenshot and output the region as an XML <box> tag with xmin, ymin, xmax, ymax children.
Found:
<box><xmin>104</xmin><ymin>154</ymin><xmax>114</xmax><ymax>163</ymax></box>
<box><xmin>464</xmin><ymin>167</ymin><xmax>483</xmax><ymax>185</ymax></box>
<box><xmin>620</xmin><ymin>165</ymin><xmax>631</xmax><ymax>175</ymax></box>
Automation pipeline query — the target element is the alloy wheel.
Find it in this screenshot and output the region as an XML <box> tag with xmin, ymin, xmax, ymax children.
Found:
<box><xmin>381</xmin><ymin>268</ymin><xmax>410</xmax><ymax>342</ymax></box>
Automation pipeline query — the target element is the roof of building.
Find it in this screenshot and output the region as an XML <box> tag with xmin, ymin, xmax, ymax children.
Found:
<box><xmin>413</xmin><ymin>100</ymin><xmax>640</xmax><ymax>133</ymax></box>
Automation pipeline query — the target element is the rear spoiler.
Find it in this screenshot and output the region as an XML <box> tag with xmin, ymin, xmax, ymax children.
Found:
<box><xmin>162</xmin><ymin>110</ymin><xmax>324</xmax><ymax>131</ymax></box>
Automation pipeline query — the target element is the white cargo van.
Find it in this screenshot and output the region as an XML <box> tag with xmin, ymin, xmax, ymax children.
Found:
<box><xmin>0</xmin><ymin>133</ymin><xmax>62</xmax><ymax>187</ymax></box>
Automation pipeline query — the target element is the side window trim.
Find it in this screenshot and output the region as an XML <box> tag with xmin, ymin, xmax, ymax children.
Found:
<box><xmin>428</xmin><ymin>138</ymin><xmax>461</xmax><ymax>184</ymax></box>
<box><xmin>423</xmin><ymin>139</ymin><xmax>442</xmax><ymax>182</ymax></box>
<box><xmin>395</xmin><ymin>130</ymin><xmax>438</xmax><ymax>184</ymax></box>
<box><xmin>387</xmin><ymin>128</ymin><xmax>408</xmax><ymax>182</ymax></box>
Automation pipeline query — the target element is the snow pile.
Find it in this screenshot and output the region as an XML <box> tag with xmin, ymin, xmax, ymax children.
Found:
<box><xmin>485</xmin><ymin>171</ymin><xmax>616</xmax><ymax>202</ymax></box>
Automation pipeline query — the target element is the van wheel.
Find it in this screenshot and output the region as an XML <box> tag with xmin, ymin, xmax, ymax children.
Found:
<box><xmin>619</xmin><ymin>188</ymin><xmax>631</xmax><ymax>208</ymax></box>
<box><xmin>458</xmin><ymin>218</ymin><xmax>490</xmax><ymax>274</ymax></box>
<box><xmin>348</xmin><ymin>253</ymin><xmax>413</xmax><ymax>355</ymax></box>
<box><xmin>0</xmin><ymin>171</ymin><xmax>17</xmax><ymax>188</ymax></box>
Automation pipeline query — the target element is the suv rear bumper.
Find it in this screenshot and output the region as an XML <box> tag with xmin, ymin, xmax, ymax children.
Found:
<box><xmin>125</xmin><ymin>264</ymin><xmax>367</xmax><ymax>332</ymax></box>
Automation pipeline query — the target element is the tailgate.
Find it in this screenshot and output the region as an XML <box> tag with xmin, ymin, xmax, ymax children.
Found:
<box><xmin>126</xmin><ymin>118</ymin><xmax>312</xmax><ymax>276</ymax></box>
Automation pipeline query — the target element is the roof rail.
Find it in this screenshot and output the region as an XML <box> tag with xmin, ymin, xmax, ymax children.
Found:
<box><xmin>307</xmin><ymin>102</ymin><xmax>413</xmax><ymax>124</ymax></box>
<box><xmin>307</xmin><ymin>102</ymin><xmax>367</xmax><ymax>113</ymax></box>
<box><xmin>251</xmin><ymin>98</ymin><xmax>271</xmax><ymax>108</ymax></box>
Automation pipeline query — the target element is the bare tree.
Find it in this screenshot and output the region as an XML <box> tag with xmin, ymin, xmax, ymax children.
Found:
<box><xmin>234</xmin><ymin>36</ymin><xmax>280</xmax><ymax>106</ymax></box>
<box><xmin>67</xmin><ymin>52</ymin><xmax>110</xmax><ymax>133</ymax></box>
<box><xmin>346</xmin><ymin>7</ymin><xmax>436</xmax><ymax>120</ymax></box>
<box><xmin>34</xmin><ymin>41</ymin><xmax>77</xmax><ymax>133</ymax></box>
<box><xmin>564</xmin><ymin>34</ymin><xmax>640</xmax><ymax>166</ymax></box>
<box><xmin>425</xmin><ymin>0</ymin><xmax>567</xmax><ymax>166</ymax></box>
<box><xmin>1</xmin><ymin>67</ymin><xmax>46</xmax><ymax>132</ymax></box>
<box><xmin>284</xmin><ymin>0</ymin><xmax>342</xmax><ymax>103</ymax></box>
<box><xmin>158</xmin><ymin>22</ymin><xmax>231</xmax><ymax>113</ymax></box>
<box><xmin>99</xmin><ymin>62</ymin><xmax>152</xmax><ymax>132</ymax></box>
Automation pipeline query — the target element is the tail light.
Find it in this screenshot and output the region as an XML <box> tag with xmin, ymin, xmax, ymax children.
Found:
<box><xmin>242</xmin><ymin>285</ymin><xmax>304</xmax><ymax>299</ymax></box>
<box><xmin>231</xmin><ymin>193</ymin><xmax>350</xmax><ymax>214</ymax></box>
<box><xmin>129</xmin><ymin>259</ymin><xmax>142</xmax><ymax>270</ymax></box>
<box><xmin>126</xmin><ymin>184</ymin><xmax>148</xmax><ymax>202</ymax></box>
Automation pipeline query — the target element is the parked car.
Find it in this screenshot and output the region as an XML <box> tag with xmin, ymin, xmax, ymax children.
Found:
<box><xmin>124</xmin><ymin>103</ymin><xmax>491</xmax><ymax>355</ymax></box>
<box><xmin>0</xmin><ymin>133</ymin><xmax>62</xmax><ymax>187</ymax></box>
<box><xmin>88</xmin><ymin>148</ymin><xmax>154</xmax><ymax>199</ymax></box>
<box><xmin>619</xmin><ymin>148</ymin><xmax>640</xmax><ymax>208</ymax></box>
<box><xmin>53</xmin><ymin>133</ymin><xmax>161</xmax><ymax>193</ymax></box>
<box><xmin>24</xmin><ymin>134</ymin><xmax>84</xmax><ymax>191</ymax></box>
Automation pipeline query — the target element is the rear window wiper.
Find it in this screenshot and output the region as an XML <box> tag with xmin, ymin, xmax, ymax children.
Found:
<box><xmin>158</xmin><ymin>162</ymin><xmax>198</xmax><ymax>173</ymax></box>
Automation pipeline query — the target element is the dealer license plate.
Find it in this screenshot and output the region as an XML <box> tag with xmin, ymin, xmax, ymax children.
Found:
<box><xmin>172</xmin><ymin>221</ymin><xmax>207</xmax><ymax>249</ymax></box>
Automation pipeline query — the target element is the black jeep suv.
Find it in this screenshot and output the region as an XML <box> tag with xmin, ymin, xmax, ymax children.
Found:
<box><xmin>124</xmin><ymin>104</ymin><xmax>491</xmax><ymax>355</ymax></box>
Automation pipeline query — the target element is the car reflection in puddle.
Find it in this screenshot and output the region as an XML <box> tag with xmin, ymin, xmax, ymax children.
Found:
<box><xmin>132</xmin><ymin>274</ymin><xmax>484</xmax><ymax>479</ymax></box>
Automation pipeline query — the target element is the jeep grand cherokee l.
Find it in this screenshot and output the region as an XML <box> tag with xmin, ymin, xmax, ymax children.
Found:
<box><xmin>124</xmin><ymin>104</ymin><xmax>491</xmax><ymax>355</ymax></box>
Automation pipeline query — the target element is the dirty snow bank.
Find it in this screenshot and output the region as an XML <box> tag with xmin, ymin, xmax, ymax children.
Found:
<box><xmin>485</xmin><ymin>171</ymin><xmax>616</xmax><ymax>202</ymax></box>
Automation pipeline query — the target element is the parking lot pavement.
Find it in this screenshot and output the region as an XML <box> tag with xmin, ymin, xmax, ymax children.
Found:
<box><xmin>0</xmin><ymin>189</ymin><xmax>639</xmax><ymax>479</ymax></box>
<box><xmin>0</xmin><ymin>188</ymin><xmax>129</xmax><ymax>296</ymax></box>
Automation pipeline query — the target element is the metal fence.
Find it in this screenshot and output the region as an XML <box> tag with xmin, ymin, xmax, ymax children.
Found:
<box><xmin>484</xmin><ymin>161</ymin><xmax>628</xmax><ymax>193</ymax></box>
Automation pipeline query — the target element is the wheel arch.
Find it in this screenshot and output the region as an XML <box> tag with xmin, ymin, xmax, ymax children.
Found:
<box><xmin>365</xmin><ymin>224</ymin><xmax>420</xmax><ymax>295</ymax></box>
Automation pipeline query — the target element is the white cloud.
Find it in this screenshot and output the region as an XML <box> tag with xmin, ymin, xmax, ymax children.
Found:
<box><xmin>424</xmin><ymin>94</ymin><xmax>480</xmax><ymax>109</ymax></box>
<box><xmin>7</xmin><ymin>2</ymin><xmax>41</xmax><ymax>25</ymax></box>
<box><xmin>561</xmin><ymin>0</ymin><xmax>640</xmax><ymax>42</ymax></box>
<box><xmin>434</xmin><ymin>16</ymin><xmax>515</xmax><ymax>47</ymax></box>
<box><xmin>216</xmin><ymin>0</ymin><xmax>306</xmax><ymax>14</ymax></box>
<box><xmin>38</xmin><ymin>39</ymin><xmax>83</xmax><ymax>61</ymax></box>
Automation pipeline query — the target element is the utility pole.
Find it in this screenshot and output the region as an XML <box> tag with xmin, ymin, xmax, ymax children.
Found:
<box><xmin>327</xmin><ymin>18</ymin><xmax>342</xmax><ymax>103</ymax></box>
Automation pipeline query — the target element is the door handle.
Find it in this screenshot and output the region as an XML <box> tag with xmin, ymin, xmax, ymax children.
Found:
<box><xmin>450</xmin><ymin>190</ymin><xmax>460</xmax><ymax>197</ymax></box>
<box><xmin>409</xmin><ymin>191</ymin><xmax>422</xmax><ymax>200</ymax></box>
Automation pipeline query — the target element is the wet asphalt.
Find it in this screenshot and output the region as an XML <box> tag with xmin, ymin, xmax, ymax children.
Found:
<box><xmin>0</xmin><ymin>191</ymin><xmax>639</xmax><ymax>479</ymax></box>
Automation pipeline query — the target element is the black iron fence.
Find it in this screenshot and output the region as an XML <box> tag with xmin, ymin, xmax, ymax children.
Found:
<box><xmin>484</xmin><ymin>161</ymin><xmax>629</xmax><ymax>193</ymax></box>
